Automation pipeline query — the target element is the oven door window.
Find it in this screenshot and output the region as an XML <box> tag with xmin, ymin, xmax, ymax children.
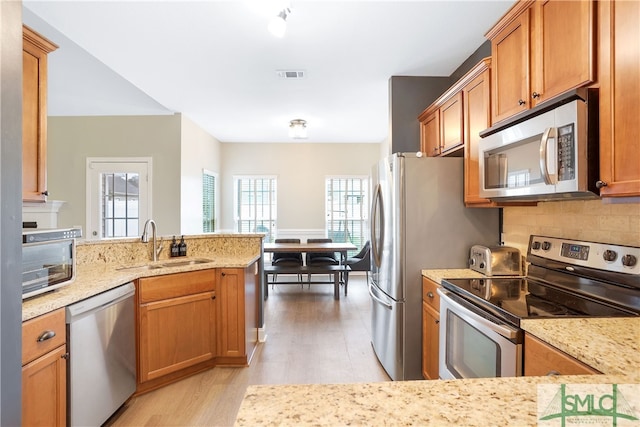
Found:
<box><xmin>22</xmin><ymin>240</ymin><xmax>75</xmax><ymax>296</ymax></box>
<box><xmin>446</xmin><ymin>311</ymin><xmax>500</xmax><ymax>378</ymax></box>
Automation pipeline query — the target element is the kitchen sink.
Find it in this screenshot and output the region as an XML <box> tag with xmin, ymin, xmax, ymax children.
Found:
<box><xmin>116</xmin><ymin>258</ymin><xmax>213</xmax><ymax>271</ymax></box>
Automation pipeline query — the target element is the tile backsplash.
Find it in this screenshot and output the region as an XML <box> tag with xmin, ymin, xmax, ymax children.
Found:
<box><xmin>502</xmin><ymin>199</ymin><xmax>640</xmax><ymax>255</ymax></box>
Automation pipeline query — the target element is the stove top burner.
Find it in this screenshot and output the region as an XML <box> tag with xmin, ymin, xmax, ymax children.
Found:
<box><xmin>441</xmin><ymin>277</ymin><xmax>638</xmax><ymax>327</ymax></box>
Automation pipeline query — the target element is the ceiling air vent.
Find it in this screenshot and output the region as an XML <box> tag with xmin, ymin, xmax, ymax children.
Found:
<box><xmin>276</xmin><ymin>70</ymin><xmax>305</xmax><ymax>79</ymax></box>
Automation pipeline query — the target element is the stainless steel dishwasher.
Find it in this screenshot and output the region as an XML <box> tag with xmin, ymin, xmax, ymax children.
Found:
<box><xmin>66</xmin><ymin>282</ymin><xmax>136</xmax><ymax>426</ymax></box>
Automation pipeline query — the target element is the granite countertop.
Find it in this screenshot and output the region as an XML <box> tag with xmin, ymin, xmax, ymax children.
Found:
<box><xmin>234</xmin><ymin>269</ymin><xmax>640</xmax><ymax>426</ymax></box>
<box><xmin>22</xmin><ymin>254</ymin><xmax>259</xmax><ymax>322</ymax></box>
<box><xmin>421</xmin><ymin>268</ymin><xmax>485</xmax><ymax>284</ymax></box>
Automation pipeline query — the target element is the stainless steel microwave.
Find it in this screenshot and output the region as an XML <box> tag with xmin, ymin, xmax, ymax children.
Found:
<box><xmin>478</xmin><ymin>89</ymin><xmax>600</xmax><ymax>202</ymax></box>
<box><xmin>22</xmin><ymin>227</ymin><xmax>82</xmax><ymax>299</ymax></box>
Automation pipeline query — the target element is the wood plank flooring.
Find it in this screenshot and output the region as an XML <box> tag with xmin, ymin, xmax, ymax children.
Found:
<box><xmin>108</xmin><ymin>275</ymin><xmax>390</xmax><ymax>426</ymax></box>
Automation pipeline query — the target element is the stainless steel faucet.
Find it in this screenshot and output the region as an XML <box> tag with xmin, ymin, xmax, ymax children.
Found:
<box><xmin>141</xmin><ymin>219</ymin><xmax>163</xmax><ymax>261</ymax></box>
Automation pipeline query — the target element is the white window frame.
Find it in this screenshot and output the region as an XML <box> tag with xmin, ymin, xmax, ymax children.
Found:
<box><xmin>86</xmin><ymin>157</ymin><xmax>152</xmax><ymax>240</ymax></box>
<box><xmin>325</xmin><ymin>175</ymin><xmax>369</xmax><ymax>255</ymax></box>
<box><xmin>203</xmin><ymin>169</ymin><xmax>218</xmax><ymax>233</ymax></box>
<box><xmin>233</xmin><ymin>175</ymin><xmax>277</xmax><ymax>242</ymax></box>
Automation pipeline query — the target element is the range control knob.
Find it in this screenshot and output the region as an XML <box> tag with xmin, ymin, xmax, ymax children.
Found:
<box><xmin>603</xmin><ymin>250</ymin><xmax>618</xmax><ymax>262</ymax></box>
<box><xmin>532</xmin><ymin>241</ymin><xmax>541</xmax><ymax>250</ymax></box>
<box><xmin>542</xmin><ymin>241</ymin><xmax>552</xmax><ymax>251</ymax></box>
<box><xmin>621</xmin><ymin>254</ymin><xmax>638</xmax><ymax>267</ymax></box>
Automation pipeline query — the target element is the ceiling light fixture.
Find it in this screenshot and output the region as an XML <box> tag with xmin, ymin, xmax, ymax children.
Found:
<box><xmin>268</xmin><ymin>7</ymin><xmax>291</xmax><ymax>38</ymax></box>
<box><xmin>289</xmin><ymin>119</ymin><xmax>307</xmax><ymax>139</ymax></box>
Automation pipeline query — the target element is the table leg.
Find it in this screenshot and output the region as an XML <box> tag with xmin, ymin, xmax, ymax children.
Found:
<box><xmin>333</xmin><ymin>271</ymin><xmax>339</xmax><ymax>300</ymax></box>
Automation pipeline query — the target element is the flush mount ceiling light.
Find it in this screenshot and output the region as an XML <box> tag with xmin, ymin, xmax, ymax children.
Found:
<box><xmin>289</xmin><ymin>119</ymin><xmax>307</xmax><ymax>139</ymax></box>
<box><xmin>268</xmin><ymin>7</ymin><xmax>291</xmax><ymax>38</ymax></box>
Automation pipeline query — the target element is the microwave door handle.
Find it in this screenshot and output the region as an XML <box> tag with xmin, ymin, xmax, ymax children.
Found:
<box><xmin>539</xmin><ymin>127</ymin><xmax>558</xmax><ymax>185</ymax></box>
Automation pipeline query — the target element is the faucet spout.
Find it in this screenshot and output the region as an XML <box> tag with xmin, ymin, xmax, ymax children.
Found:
<box><xmin>142</xmin><ymin>219</ymin><xmax>162</xmax><ymax>261</ymax></box>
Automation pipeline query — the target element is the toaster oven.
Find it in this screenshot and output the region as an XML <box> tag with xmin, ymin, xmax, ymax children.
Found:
<box><xmin>22</xmin><ymin>227</ymin><xmax>82</xmax><ymax>299</ymax></box>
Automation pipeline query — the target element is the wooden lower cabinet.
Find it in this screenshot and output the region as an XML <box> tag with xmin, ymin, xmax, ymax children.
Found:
<box><xmin>422</xmin><ymin>277</ymin><xmax>441</xmax><ymax>380</ymax></box>
<box><xmin>137</xmin><ymin>269</ymin><xmax>216</xmax><ymax>392</ymax></box>
<box><xmin>217</xmin><ymin>262</ymin><xmax>259</xmax><ymax>365</ymax></box>
<box><xmin>524</xmin><ymin>333</ymin><xmax>600</xmax><ymax>376</ymax></box>
<box><xmin>22</xmin><ymin>308</ymin><xmax>67</xmax><ymax>427</ymax></box>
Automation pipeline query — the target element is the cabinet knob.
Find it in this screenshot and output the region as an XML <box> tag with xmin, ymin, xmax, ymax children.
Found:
<box><xmin>518</xmin><ymin>99</ymin><xmax>525</xmax><ymax>106</ymax></box>
<box><xmin>61</xmin><ymin>353</ymin><xmax>69</xmax><ymax>360</ymax></box>
<box><xmin>36</xmin><ymin>330</ymin><xmax>56</xmax><ymax>342</ymax></box>
<box><xmin>211</xmin><ymin>295</ymin><xmax>217</xmax><ymax>300</ymax></box>
<box><xmin>532</xmin><ymin>92</ymin><xmax>541</xmax><ymax>99</ymax></box>
<box><xmin>427</xmin><ymin>291</ymin><xmax>434</xmax><ymax>299</ymax></box>
<box><xmin>221</xmin><ymin>272</ymin><xmax>226</xmax><ymax>277</ymax></box>
<box><xmin>435</xmin><ymin>319</ymin><xmax>440</xmax><ymax>324</ymax></box>
<box><xmin>595</xmin><ymin>180</ymin><xmax>608</xmax><ymax>189</ymax></box>
<box><xmin>41</xmin><ymin>190</ymin><xmax>49</xmax><ymax>196</ymax></box>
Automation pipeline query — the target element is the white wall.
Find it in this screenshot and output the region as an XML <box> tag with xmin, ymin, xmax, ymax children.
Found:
<box><xmin>219</xmin><ymin>142</ymin><xmax>381</xmax><ymax>232</ymax></box>
<box><xmin>47</xmin><ymin>114</ymin><xmax>183</xmax><ymax>235</ymax></box>
<box><xmin>180</xmin><ymin>115</ymin><xmax>222</xmax><ymax>235</ymax></box>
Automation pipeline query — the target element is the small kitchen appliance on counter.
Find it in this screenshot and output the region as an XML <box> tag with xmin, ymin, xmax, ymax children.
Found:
<box><xmin>469</xmin><ymin>245</ymin><xmax>521</xmax><ymax>276</ymax></box>
<box><xmin>439</xmin><ymin>235</ymin><xmax>639</xmax><ymax>380</ymax></box>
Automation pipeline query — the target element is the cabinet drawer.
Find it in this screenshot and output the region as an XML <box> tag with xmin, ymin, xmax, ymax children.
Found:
<box><xmin>22</xmin><ymin>308</ymin><xmax>66</xmax><ymax>365</ymax></box>
<box><xmin>139</xmin><ymin>269</ymin><xmax>216</xmax><ymax>303</ymax></box>
<box><xmin>524</xmin><ymin>333</ymin><xmax>600</xmax><ymax>376</ymax></box>
<box><xmin>422</xmin><ymin>277</ymin><xmax>440</xmax><ymax>311</ymax></box>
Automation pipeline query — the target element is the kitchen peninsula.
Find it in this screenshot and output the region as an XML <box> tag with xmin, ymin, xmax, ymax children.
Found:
<box><xmin>234</xmin><ymin>268</ymin><xmax>639</xmax><ymax>426</ymax></box>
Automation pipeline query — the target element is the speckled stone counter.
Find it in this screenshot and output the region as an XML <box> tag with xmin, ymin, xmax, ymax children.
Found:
<box><xmin>234</xmin><ymin>269</ymin><xmax>640</xmax><ymax>426</ymax></box>
<box><xmin>521</xmin><ymin>318</ymin><xmax>640</xmax><ymax>381</ymax></box>
<box><xmin>421</xmin><ymin>268</ymin><xmax>484</xmax><ymax>284</ymax></box>
<box><xmin>22</xmin><ymin>233</ymin><xmax>263</xmax><ymax>321</ymax></box>
<box><xmin>235</xmin><ymin>375</ymin><xmax>630</xmax><ymax>426</ymax></box>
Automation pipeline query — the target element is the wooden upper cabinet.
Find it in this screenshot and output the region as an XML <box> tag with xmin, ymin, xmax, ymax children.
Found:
<box><xmin>487</xmin><ymin>0</ymin><xmax>595</xmax><ymax>125</ymax></box>
<box><xmin>490</xmin><ymin>6</ymin><xmax>531</xmax><ymax>123</ymax></box>
<box><xmin>597</xmin><ymin>0</ymin><xmax>640</xmax><ymax>198</ymax></box>
<box><xmin>23</xmin><ymin>26</ymin><xmax>58</xmax><ymax>202</ymax></box>
<box><xmin>419</xmin><ymin>110</ymin><xmax>440</xmax><ymax>157</ymax></box>
<box><xmin>462</xmin><ymin>60</ymin><xmax>497</xmax><ymax>207</ymax></box>
<box><xmin>440</xmin><ymin>92</ymin><xmax>463</xmax><ymax>154</ymax></box>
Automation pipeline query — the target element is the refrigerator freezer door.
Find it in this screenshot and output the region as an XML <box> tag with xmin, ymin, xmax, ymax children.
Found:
<box><xmin>369</xmin><ymin>281</ymin><xmax>404</xmax><ymax>381</ymax></box>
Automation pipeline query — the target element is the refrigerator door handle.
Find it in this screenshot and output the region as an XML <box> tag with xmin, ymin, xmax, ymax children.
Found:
<box><xmin>368</xmin><ymin>281</ymin><xmax>392</xmax><ymax>309</ymax></box>
<box><xmin>370</xmin><ymin>183</ymin><xmax>384</xmax><ymax>268</ymax></box>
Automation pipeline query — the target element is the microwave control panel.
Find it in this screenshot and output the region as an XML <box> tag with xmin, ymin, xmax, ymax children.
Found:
<box><xmin>557</xmin><ymin>123</ymin><xmax>575</xmax><ymax>181</ymax></box>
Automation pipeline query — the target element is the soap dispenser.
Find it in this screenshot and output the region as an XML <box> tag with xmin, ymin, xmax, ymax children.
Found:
<box><xmin>170</xmin><ymin>236</ymin><xmax>179</xmax><ymax>257</ymax></box>
<box><xmin>178</xmin><ymin>235</ymin><xmax>187</xmax><ymax>257</ymax></box>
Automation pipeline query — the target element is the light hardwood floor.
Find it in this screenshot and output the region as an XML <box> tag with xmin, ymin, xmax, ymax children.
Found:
<box><xmin>108</xmin><ymin>275</ymin><xmax>390</xmax><ymax>426</ymax></box>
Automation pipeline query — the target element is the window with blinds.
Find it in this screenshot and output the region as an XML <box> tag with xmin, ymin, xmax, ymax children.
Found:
<box><xmin>203</xmin><ymin>171</ymin><xmax>216</xmax><ymax>232</ymax></box>
<box><xmin>234</xmin><ymin>176</ymin><xmax>277</xmax><ymax>242</ymax></box>
<box><xmin>325</xmin><ymin>176</ymin><xmax>369</xmax><ymax>255</ymax></box>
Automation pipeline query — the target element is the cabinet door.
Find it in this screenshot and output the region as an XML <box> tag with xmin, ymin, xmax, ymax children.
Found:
<box><xmin>524</xmin><ymin>334</ymin><xmax>599</xmax><ymax>376</ymax></box>
<box><xmin>531</xmin><ymin>0</ymin><xmax>595</xmax><ymax>106</ymax></box>
<box><xmin>422</xmin><ymin>302</ymin><xmax>440</xmax><ymax>380</ymax></box>
<box><xmin>463</xmin><ymin>67</ymin><xmax>496</xmax><ymax>207</ymax></box>
<box><xmin>597</xmin><ymin>0</ymin><xmax>640</xmax><ymax>198</ymax></box>
<box><xmin>217</xmin><ymin>268</ymin><xmax>246</xmax><ymax>358</ymax></box>
<box><xmin>22</xmin><ymin>27</ymin><xmax>56</xmax><ymax>202</ymax></box>
<box><xmin>440</xmin><ymin>92</ymin><xmax>464</xmax><ymax>154</ymax></box>
<box><xmin>22</xmin><ymin>345</ymin><xmax>67</xmax><ymax>427</ymax></box>
<box><xmin>138</xmin><ymin>291</ymin><xmax>216</xmax><ymax>382</ymax></box>
<box><xmin>491</xmin><ymin>9</ymin><xmax>531</xmax><ymax>124</ymax></box>
<box><xmin>420</xmin><ymin>110</ymin><xmax>440</xmax><ymax>157</ymax></box>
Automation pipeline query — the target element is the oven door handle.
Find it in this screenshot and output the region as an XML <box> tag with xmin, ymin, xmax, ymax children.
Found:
<box><xmin>437</xmin><ymin>288</ymin><xmax>519</xmax><ymax>340</ymax></box>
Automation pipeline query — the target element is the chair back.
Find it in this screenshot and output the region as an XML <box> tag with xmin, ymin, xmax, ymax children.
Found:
<box><xmin>306</xmin><ymin>238</ymin><xmax>338</xmax><ymax>265</ymax></box>
<box><xmin>272</xmin><ymin>238</ymin><xmax>303</xmax><ymax>265</ymax></box>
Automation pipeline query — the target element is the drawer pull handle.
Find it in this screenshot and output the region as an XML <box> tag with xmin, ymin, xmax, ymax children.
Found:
<box><xmin>427</xmin><ymin>292</ymin><xmax>434</xmax><ymax>298</ymax></box>
<box><xmin>37</xmin><ymin>330</ymin><xmax>56</xmax><ymax>342</ymax></box>
<box><xmin>546</xmin><ymin>370</ymin><xmax>561</xmax><ymax>376</ymax></box>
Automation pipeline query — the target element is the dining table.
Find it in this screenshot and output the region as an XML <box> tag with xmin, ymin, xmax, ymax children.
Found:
<box><xmin>263</xmin><ymin>241</ymin><xmax>357</xmax><ymax>299</ymax></box>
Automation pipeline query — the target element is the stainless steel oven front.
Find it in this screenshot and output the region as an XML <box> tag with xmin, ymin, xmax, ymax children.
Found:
<box><xmin>437</xmin><ymin>288</ymin><xmax>523</xmax><ymax>379</ymax></box>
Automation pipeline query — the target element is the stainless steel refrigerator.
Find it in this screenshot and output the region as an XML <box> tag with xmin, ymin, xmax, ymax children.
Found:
<box><xmin>369</xmin><ymin>153</ymin><xmax>499</xmax><ymax>380</ymax></box>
